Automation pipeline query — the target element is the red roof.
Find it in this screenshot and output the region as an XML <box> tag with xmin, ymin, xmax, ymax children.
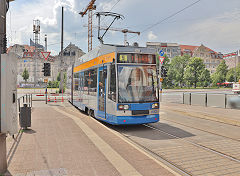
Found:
<box><xmin>23</xmin><ymin>45</ymin><xmax>35</xmax><ymax>52</ymax></box>
<box><xmin>7</xmin><ymin>45</ymin><xmax>36</xmax><ymax>54</ymax></box>
<box><xmin>180</xmin><ymin>45</ymin><xmax>218</xmax><ymax>54</ymax></box>
<box><xmin>205</xmin><ymin>46</ymin><xmax>217</xmax><ymax>54</ymax></box>
<box><xmin>179</xmin><ymin>45</ymin><xmax>198</xmax><ymax>52</ymax></box>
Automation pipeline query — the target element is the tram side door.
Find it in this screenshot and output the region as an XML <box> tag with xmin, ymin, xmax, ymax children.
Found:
<box><xmin>98</xmin><ymin>66</ymin><xmax>107</xmax><ymax>119</ymax></box>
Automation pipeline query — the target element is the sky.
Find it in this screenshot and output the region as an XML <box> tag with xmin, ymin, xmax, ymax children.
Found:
<box><xmin>6</xmin><ymin>0</ymin><xmax>240</xmax><ymax>55</ymax></box>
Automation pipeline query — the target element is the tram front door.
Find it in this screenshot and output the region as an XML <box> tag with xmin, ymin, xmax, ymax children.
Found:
<box><xmin>98</xmin><ymin>66</ymin><xmax>107</xmax><ymax>119</ymax></box>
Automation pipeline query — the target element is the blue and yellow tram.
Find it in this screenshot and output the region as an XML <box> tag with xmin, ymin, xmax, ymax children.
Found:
<box><xmin>70</xmin><ymin>44</ymin><xmax>159</xmax><ymax>125</ymax></box>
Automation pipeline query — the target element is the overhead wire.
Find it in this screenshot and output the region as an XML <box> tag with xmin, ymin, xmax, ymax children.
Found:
<box><xmin>128</xmin><ymin>0</ymin><xmax>202</xmax><ymax>40</ymax></box>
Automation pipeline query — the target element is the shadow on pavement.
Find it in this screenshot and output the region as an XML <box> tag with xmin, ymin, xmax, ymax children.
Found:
<box><xmin>7</xmin><ymin>130</ymin><xmax>23</xmax><ymax>166</ymax></box>
<box><xmin>22</xmin><ymin>129</ymin><xmax>36</xmax><ymax>134</ymax></box>
<box><xmin>104</xmin><ymin>122</ymin><xmax>195</xmax><ymax>140</ymax></box>
<box><xmin>4</xmin><ymin>170</ymin><xmax>13</xmax><ymax>176</ymax></box>
<box><xmin>71</xmin><ymin>104</ymin><xmax>195</xmax><ymax>140</ymax></box>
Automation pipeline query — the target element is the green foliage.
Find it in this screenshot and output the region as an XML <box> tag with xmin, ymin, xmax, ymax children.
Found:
<box><xmin>168</xmin><ymin>55</ymin><xmax>190</xmax><ymax>87</ymax></box>
<box><xmin>211</xmin><ymin>60</ymin><xmax>228</xmax><ymax>85</ymax></box>
<box><xmin>47</xmin><ymin>80</ymin><xmax>60</xmax><ymax>88</ymax></box>
<box><xmin>22</xmin><ymin>68</ymin><xmax>29</xmax><ymax>82</ymax></box>
<box><xmin>226</xmin><ymin>68</ymin><xmax>235</xmax><ymax>82</ymax></box>
<box><xmin>57</xmin><ymin>72</ymin><xmax>67</xmax><ymax>93</ymax></box>
<box><xmin>199</xmin><ymin>69</ymin><xmax>211</xmax><ymax>87</ymax></box>
<box><xmin>57</xmin><ymin>72</ymin><xmax>67</xmax><ymax>82</ymax></box>
<box><xmin>184</xmin><ymin>57</ymin><xmax>206</xmax><ymax>88</ymax></box>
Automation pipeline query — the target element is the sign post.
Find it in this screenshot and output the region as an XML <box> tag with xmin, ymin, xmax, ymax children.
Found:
<box><xmin>41</xmin><ymin>51</ymin><xmax>50</xmax><ymax>104</ymax></box>
<box><xmin>44</xmin><ymin>79</ymin><xmax>48</xmax><ymax>104</ymax></box>
<box><xmin>41</xmin><ymin>51</ymin><xmax>51</xmax><ymax>60</ymax></box>
<box><xmin>158</xmin><ymin>50</ymin><xmax>165</xmax><ymax>103</ymax></box>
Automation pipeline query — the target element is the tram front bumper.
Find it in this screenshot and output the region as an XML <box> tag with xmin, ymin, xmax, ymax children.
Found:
<box><xmin>113</xmin><ymin>114</ymin><xmax>159</xmax><ymax>125</ymax></box>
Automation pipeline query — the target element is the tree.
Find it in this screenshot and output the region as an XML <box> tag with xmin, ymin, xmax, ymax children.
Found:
<box><xmin>168</xmin><ymin>55</ymin><xmax>190</xmax><ymax>87</ymax></box>
<box><xmin>226</xmin><ymin>68</ymin><xmax>235</xmax><ymax>82</ymax></box>
<box><xmin>212</xmin><ymin>60</ymin><xmax>228</xmax><ymax>85</ymax></box>
<box><xmin>57</xmin><ymin>72</ymin><xmax>67</xmax><ymax>93</ymax></box>
<box><xmin>22</xmin><ymin>68</ymin><xmax>29</xmax><ymax>83</ymax></box>
<box><xmin>184</xmin><ymin>57</ymin><xmax>205</xmax><ymax>88</ymax></box>
<box><xmin>199</xmin><ymin>69</ymin><xmax>211</xmax><ymax>87</ymax></box>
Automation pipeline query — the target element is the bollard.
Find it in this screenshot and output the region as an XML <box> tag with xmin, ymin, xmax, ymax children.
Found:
<box><xmin>54</xmin><ymin>97</ymin><xmax>57</xmax><ymax>103</ymax></box>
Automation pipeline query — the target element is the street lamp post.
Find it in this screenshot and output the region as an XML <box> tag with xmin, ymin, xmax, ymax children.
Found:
<box><xmin>235</xmin><ymin>51</ymin><xmax>237</xmax><ymax>83</ymax></box>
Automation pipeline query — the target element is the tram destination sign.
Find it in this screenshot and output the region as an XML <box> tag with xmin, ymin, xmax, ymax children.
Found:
<box><xmin>117</xmin><ymin>53</ymin><xmax>156</xmax><ymax>64</ymax></box>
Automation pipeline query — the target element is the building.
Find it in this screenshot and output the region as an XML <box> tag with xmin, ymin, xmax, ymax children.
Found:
<box><xmin>8</xmin><ymin>42</ymin><xmax>85</xmax><ymax>86</ymax></box>
<box><xmin>7</xmin><ymin>44</ymin><xmax>57</xmax><ymax>86</ymax></box>
<box><xmin>180</xmin><ymin>44</ymin><xmax>223</xmax><ymax>74</ymax></box>
<box><xmin>223</xmin><ymin>51</ymin><xmax>240</xmax><ymax>69</ymax></box>
<box><xmin>56</xmin><ymin>43</ymin><xmax>85</xmax><ymax>71</ymax></box>
<box><xmin>146</xmin><ymin>42</ymin><xmax>181</xmax><ymax>59</ymax></box>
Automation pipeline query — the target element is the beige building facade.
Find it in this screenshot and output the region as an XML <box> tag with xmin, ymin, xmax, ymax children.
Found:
<box><xmin>223</xmin><ymin>51</ymin><xmax>240</xmax><ymax>69</ymax></box>
<box><xmin>8</xmin><ymin>43</ymin><xmax>85</xmax><ymax>87</ymax></box>
<box><xmin>180</xmin><ymin>44</ymin><xmax>223</xmax><ymax>74</ymax></box>
<box><xmin>8</xmin><ymin>44</ymin><xmax>58</xmax><ymax>86</ymax></box>
<box><xmin>146</xmin><ymin>42</ymin><xmax>181</xmax><ymax>59</ymax></box>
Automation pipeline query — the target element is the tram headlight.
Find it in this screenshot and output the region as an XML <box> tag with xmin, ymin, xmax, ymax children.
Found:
<box><xmin>152</xmin><ymin>103</ymin><xmax>159</xmax><ymax>109</ymax></box>
<box><xmin>118</xmin><ymin>104</ymin><xmax>129</xmax><ymax>110</ymax></box>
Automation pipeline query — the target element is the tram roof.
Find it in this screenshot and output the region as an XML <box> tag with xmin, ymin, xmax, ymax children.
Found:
<box><xmin>75</xmin><ymin>44</ymin><xmax>156</xmax><ymax>66</ymax></box>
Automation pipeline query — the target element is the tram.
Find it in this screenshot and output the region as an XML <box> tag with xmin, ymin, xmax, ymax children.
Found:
<box><xmin>70</xmin><ymin>44</ymin><xmax>159</xmax><ymax>125</ymax></box>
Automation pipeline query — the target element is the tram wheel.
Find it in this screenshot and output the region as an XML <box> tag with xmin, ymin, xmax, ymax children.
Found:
<box><xmin>85</xmin><ymin>107</ymin><xmax>89</xmax><ymax>115</ymax></box>
<box><xmin>90</xmin><ymin>110</ymin><xmax>95</xmax><ymax>118</ymax></box>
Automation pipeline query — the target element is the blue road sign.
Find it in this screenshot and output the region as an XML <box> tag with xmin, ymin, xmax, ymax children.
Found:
<box><xmin>159</xmin><ymin>50</ymin><xmax>164</xmax><ymax>56</ymax></box>
<box><xmin>24</xmin><ymin>60</ymin><xmax>27</xmax><ymax>63</ymax></box>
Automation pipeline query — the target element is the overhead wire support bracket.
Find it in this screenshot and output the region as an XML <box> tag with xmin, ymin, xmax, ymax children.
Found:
<box><xmin>95</xmin><ymin>12</ymin><xmax>124</xmax><ymax>44</ymax></box>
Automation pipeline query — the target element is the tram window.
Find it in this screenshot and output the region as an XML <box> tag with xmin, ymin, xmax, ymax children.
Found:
<box><xmin>74</xmin><ymin>73</ymin><xmax>79</xmax><ymax>91</ymax></box>
<box><xmin>108</xmin><ymin>65</ymin><xmax>116</xmax><ymax>102</ymax></box>
<box><xmin>84</xmin><ymin>69</ymin><xmax>97</xmax><ymax>95</ymax></box>
<box><xmin>117</xmin><ymin>53</ymin><xmax>156</xmax><ymax>64</ymax></box>
<box><xmin>89</xmin><ymin>69</ymin><xmax>97</xmax><ymax>94</ymax></box>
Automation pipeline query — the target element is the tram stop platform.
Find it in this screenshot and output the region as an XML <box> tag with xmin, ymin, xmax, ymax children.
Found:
<box><xmin>4</xmin><ymin>101</ymin><xmax>176</xmax><ymax>176</ymax></box>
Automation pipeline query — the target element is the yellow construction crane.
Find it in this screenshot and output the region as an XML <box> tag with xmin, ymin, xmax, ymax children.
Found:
<box><xmin>83</xmin><ymin>25</ymin><xmax>140</xmax><ymax>46</ymax></box>
<box><xmin>79</xmin><ymin>0</ymin><xmax>96</xmax><ymax>51</ymax></box>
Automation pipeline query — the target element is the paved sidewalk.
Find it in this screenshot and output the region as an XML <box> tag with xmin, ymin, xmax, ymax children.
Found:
<box><xmin>161</xmin><ymin>102</ymin><xmax>240</xmax><ymax>126</ymax></box>
<box><xmin>4</xmin><ymin>101</ymin><xmax>176</xmax><ymax>176</ymax></box>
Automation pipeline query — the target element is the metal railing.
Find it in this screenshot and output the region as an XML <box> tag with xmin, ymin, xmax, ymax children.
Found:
<box><xmin>183</xmin><ymin>92</ymin><xmax>239</xmax><ymax>109</ymax></box>
<box><xmin>162</xmin><ymin>92</ymin><xmax>240</xmax><ymax>109</ymax></box>
<box><xmin>17</xmin><ymin>94</ymin><xmax>32</xmax><ymax>114</ymax></box>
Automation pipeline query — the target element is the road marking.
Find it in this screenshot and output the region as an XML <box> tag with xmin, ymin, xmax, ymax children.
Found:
<box><xmin>66</xmin><ymin>107</ymin><xmax>181</xmax><ymax>176</ymax></box>
<box><xmin>54</xmin><ymin>107</ymin><xmax>142</xmax><ymax>176</ymax></box>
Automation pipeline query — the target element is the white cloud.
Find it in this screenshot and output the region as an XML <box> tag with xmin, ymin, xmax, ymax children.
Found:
<box><xmin>6</xmin><ymin>0</ymin><xmax>240</xmax><ymax>54</ymax></box>
<box><xmin>98</xmin><ymin>0</ymin><xmax>119</xmax><ymax>11</ymax></box>
<box><xmin>183</xmin><ymin>8</ymin><xmax>240</xmax><ymax>53</ymax></box>
<box><xmin>147</xmin><ymin>31</ymin><xmax>157</xmax><ymax>40</ymax></box>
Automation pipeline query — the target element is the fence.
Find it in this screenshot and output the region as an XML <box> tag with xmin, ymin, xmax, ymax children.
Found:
<box><xmin>182</xmin><ymin>93</ymin><xmax>239</xmax><ymax>109</ymax></box>
<box><xmin>17</xmin><ymin>94</ymin><xmax>32</xmax><ymax>114</ymax></box>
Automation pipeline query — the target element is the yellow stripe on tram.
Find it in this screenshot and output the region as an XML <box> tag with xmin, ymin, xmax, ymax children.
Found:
<box><xmin>74</xmin><ymin>52</ymin><xmax>115</xmax><ymax>73</ymax></box>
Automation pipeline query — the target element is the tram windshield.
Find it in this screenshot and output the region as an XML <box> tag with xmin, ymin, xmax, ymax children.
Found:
<box><xmin>118</xmin><ymin>65</ymin><xmax>158</xmax><ymax>103</ymax></box>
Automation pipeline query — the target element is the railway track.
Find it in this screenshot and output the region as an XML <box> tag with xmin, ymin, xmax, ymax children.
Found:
<box><xmin>161</xmin><ymin>117</ymin><xmax>240</xmax><ymax>142</ymax></box>
<box><xmin>117</xmin><ymin>123</ymin><xmax>240</xmax><ymax>176</ymax></box>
